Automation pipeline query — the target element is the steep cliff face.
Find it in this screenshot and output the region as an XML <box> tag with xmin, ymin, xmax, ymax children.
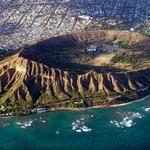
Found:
<box><xmin>0</xmin><ymin>54</ymin><xmax>150</xmax><ymax>106</ymax></box>
<box><xmin>0</xmin><ymin>30</ymin><xmax>150</xmax><ymax>107</ymax></box>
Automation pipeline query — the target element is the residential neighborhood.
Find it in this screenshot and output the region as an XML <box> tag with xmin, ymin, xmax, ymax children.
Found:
<box><xmin>0</xmin><ymin>0</ymin><xmax>149</xmax><ymax>52</ymax></box>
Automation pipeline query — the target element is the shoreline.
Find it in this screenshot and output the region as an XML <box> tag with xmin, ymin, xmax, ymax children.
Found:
<box><xmin>49</xmin><ymin>95</ymin><xmax>150</xmax><ymax>111</ymax></box>
<box><xmin>1</xmin><ymin>95</ymin><xmax>150</xmax><ymax>119</ymax></box>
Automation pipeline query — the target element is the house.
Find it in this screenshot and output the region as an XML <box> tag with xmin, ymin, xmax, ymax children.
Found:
<box><xmin>74</xmin><ymin>99</ymin><xmax>84</xmax><ymax>105</ymax></box>
<box><xmin>130</xmin><ymin>28</ymin><xmax>135</xmax><ymax>32</ymax></box>
<box><xmin>106</xmin><ymin>19</ymin><xmax>117</xmax><ymax>26</ymax></box>
<box><xmin>36</xmin><ymin>107</ymin><xmax>47</xmax><ymax>113</ymax></box>
<box><xmin>86</xmin><ymin>45</ymin><xmax>97</xmax><ymax>52</ymax></box>
<box><xmin>112</xmin><ymin>44</ymin><xmax>119</xmax><ymax>52</ymax></box>
<box><xmin>78</xmin><ymin>15</ymin><xmax>92</xmax><ymax>20</ymax></box>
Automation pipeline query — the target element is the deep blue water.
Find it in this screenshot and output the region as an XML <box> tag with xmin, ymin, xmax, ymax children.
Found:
<box><xmin>1</xmin><ymin>96</ymin><xmax>150</xmax><ymax>150</ymax></box>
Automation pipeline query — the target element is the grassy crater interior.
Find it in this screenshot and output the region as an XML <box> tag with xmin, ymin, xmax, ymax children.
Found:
<box><xmin>20</xmin><ymin>30</ymin><xmax>150</xmax><ymax>75</ymax></box>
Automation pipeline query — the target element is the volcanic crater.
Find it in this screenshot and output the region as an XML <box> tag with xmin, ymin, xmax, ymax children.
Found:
<box><xmin>0</xmin><ymin>30</ymin><xmax>150</xmax><ymax>110</ymax></box>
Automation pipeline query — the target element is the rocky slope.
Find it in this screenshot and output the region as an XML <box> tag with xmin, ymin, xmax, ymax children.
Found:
<box><xmin>0</xmin><ymin>30</ymin><xmax>150</xmax><ymax>109</ymax></box>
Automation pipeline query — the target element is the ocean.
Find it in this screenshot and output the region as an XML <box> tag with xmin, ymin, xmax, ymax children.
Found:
<box><xmin>1</xmin><ymin>96</ymin><xmax>150</xmax><ymax>150</ymax></box>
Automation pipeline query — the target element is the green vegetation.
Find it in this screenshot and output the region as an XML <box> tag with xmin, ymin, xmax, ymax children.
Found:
<box><xmin>35</xmin><ymin>91</ymin><xmax>51</xmax><ymax>106</ymax></box>
<box><xmin>111</xmin><ymin>52</ymin><xmax>141</xmax><ymax>69</ymax></box>
<box><xmin>66</xmin><ymin>101</ymin><xmax>75</xmax><ymax>108</ymax></box>
<box><xmin>137</xmin><ymin>21</ymin><xmax>150</xmax><ymax>37</ymax></box>
<box><xmin>117</xmin><ymin>40</ymin><xmax>131</xmax><ymax>48</ymax></box>
<box><xmin>0</xmin><ymin>99</ymin><xmax>31</xmax><ymax>115</ymax></box>
<box><xmin>123</xmin><ymin>89</ymin><xmax>135</xmax><ymax>96</ymax></box>
<box><xmin>107</xmin><ymin>92</ymin><xmax>119</xmax><ymax>98</ymax></box>
<box><xmin>111</xmin><ymin>52</ymin><xmax>136</xmax><ymax>64</ymax></box>
<box><xmin>72</xmin><ymin>52</ymin><xmax>94</xmax><ymax>64</ymax></box>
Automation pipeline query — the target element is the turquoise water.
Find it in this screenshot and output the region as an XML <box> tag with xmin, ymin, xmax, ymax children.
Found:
<box><xmin>1</xmin><ymin>97</ymin><xmax>150</xmax><ymax>150</ymax></box>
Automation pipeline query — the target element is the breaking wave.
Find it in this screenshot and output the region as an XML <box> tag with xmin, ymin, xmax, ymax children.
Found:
<box><xmin>110</xmin><ymin>112</ymin><xmax>143</xmax><ymax>128</ymax></box>
<box><xmin>72</xmin><ymin>114</ymin><xmax>93</xmax><ymax>133</ymax></box>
